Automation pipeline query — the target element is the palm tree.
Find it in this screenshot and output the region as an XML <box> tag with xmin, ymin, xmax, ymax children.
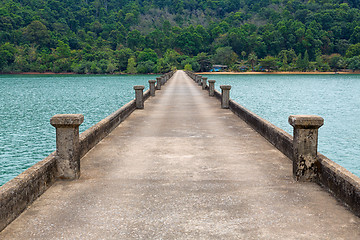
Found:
<box><xmin>248</xmin><ymin>52</ymin><xmax>257</xmax><ymax>70</ymax></box>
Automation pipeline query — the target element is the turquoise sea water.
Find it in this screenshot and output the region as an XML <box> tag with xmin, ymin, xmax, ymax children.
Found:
<box><xmin>0</xmin><ymin>74</ymin><xmax>157</xmax><ymax>186</ymax></box>
<box><xmin>204</xmin><ymin>74</ymin><xmax>360</xmax><ymax>177</ymax></box>
<box><xmin>1</xmin><ymin>74</ymin><xmax>360</xmax><ymax>186</ymax></box>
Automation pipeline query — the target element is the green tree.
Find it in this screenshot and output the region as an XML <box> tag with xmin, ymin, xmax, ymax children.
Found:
<box><xmin>247</xmin><ymin>52</ymin><xmax>257</xmax><ymax>70</ymax></box>
<box><xmin>137</xmin><ymin>48</ymin><xmax>158</xmax><ymax>63</ymax></box>
<box><xmin>156</xmin><ymin>58</ymin><xmax>171</xmax><ymax>73</ymax></box>
<box><xmin>213</xmin><ymin>47</ymin><xmax>238</xmax><ymax>66</ymax></box>
<box><xmin>350</xmin><ymin>26</ymin><xmax>360</xmax><ymax>44</ymax></box>
<box><xmin>55</xmin><ymin>41</ymin><xmax>71</xmax><ymax>59</ymax></box>
<box><xmin>303</xmin><ymin>50</ymin><xmax>310</xmax><ymax>71</ymax></box>
<box><xmin>184</xmin><ymin>63</ymin><xmax>192</xmax><ymax>71</ymax></box>
<box><xmin>163</xmin><ymin>49</ymin><xmax>181</xmax><ymax>69</ymax></box>
<box><xmin>23</xmin><ymin>21</ymin><xmax>50</xmax><ymax>46</ymax></box>
<box><xmin>196</xmin><ymin>52</ymin><xmax>212</xmax><ymax>72</ymax></box>
<box><xmin>136</xmin><ymin>60</ymin><xmax>155</xmax><ymax>73</ymax></box>
<box><xmin>327</xmin><ymin>54</ymin><xmax>345</xmax><ymax>71</ymax></box>
<box><xmin>241</xmin><ymin>51</ymin><xmax>246</xmax><ymax>60</ymax></box>
<box><xmin>0</xmin><ymin>43</ymin><xmax>16</xmax><ymax>71</ymax></box>
<box><xmin>347</xmin><ymin>56</ymin><xmax>360</xmax><ymax>72</ymax></box>
<box><xmin>126</xmin><ymin>57</ymin><xmax>137</xmax><ymax>74</ymax></box>
<box><xmin>346</xmin><ymin>43</ymin><xmax>360</xmax><ymax>58</ymax></box>
<box><xmin>259</xmin><ymin>56</ymin><xmax>278</xmax><ymax>72</ymax></box>
<box><xmin>114</xmin><ymin>47</ymin><xmax>134</xmax><ymax>71</ymax></box>
<box><xmin>296</xmin><ymin>51</ymin><xmax>310</xmax><ymax>71</ymax></box>
<box><xmin>181</xmin><ymin>57</ymin><xmax>200</xmax><ymax>72</ymax></box>
<box><xmin>127</xmin><ymin>30</ymin><xmax>145</xmax><ymax>50</ymax></box>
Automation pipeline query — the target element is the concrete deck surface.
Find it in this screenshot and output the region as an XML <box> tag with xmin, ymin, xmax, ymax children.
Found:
<box><xmin>1</xmin><ymin>70</ymin><xmax>360</xmax><ymax>239</ymax></box>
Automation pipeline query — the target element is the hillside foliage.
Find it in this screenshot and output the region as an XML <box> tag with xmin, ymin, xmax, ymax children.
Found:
<box><xmin>1</xmin><ymin>0</ymin><xmax>360</xmax><ymax>73</ymax></box>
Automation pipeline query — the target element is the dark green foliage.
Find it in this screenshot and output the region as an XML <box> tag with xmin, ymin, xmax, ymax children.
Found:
<box><xmin>0</xmin><ymin>42</ymin><xmax>16</xmax><ymax>71</ymax></box>
<box><xmin>2</xmin><ymin>0</ymin><xmax>360</xmax><ymax>73</ymax></box>
<box><xmin>347</xmin><ymin>56</ymin><xmax>360</xmax><ymax>71</ymax></box>
<box><xmin>137</xmin><ymin>60</ymin><xmax>155</xmax><ymax>73</ymax></box>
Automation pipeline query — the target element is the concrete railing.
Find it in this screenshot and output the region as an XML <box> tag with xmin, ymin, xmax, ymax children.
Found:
<box><xmin>185</xmin><ymin>70</ymin><xmax>360</xmax><ymax>217</ymax></box>
<box><xmin>0</xmin><ymin>71</ymin><xmax>175</xmax><ymax>232</ymax></box>
<box><xmin>0</xmin><ymin>153</ymin><xmax>57</xmax><ymax>231</ymax></box>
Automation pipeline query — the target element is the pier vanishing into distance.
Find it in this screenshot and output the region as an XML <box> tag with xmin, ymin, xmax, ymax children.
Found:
<box><xmin>1</xmin><ymin>70</ymin><xmax>360</xmax><ymax>239</ymax></box>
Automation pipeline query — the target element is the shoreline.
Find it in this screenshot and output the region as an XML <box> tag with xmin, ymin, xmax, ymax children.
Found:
<box><xmin>197</xmin><ymin>71</ymin><xmax>360</xmax><ymax>75</ymax></box>
<box><xmin>2</xmin><ymin>71</ymin><xmax>360</xmax><ymax>75</ymax></box>
<box><xmin>0</xmin><ymin>72</ymin><xmax>161</xmax><ymax>75</ymax></box>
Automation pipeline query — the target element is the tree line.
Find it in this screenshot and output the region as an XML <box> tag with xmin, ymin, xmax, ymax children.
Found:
<box><xmin>1</xmin><ymin>0</ymin><xmax>360</xmax><ymax>73</ymax></box>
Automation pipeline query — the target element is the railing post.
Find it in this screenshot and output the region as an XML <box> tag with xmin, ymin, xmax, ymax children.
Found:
<box><xmin>195</xmin><ymin>75</ymin><xmax>200</xmax><ymax>83</ymax></box>
<box><xmin>134</xmin><ymin>85</ymin><xmax>145</xmax><ymax>109</ymax></box>
<box><xmin>208</xmin><ymin>80</ymin><xmax>215</xmax><ymax>96</ymax></box>
<box><xmin>288</xmin><ymin>115</ymin><xmax>324</xmax><ymax>181</ymax></box>
<box><xmin>198</xmin><ymin>75</ymin><xmax>202</xmax><ymax>86</ymax></box>
<box><xmin>50</xmin><ymin>114</ymin><xmax>84</xmax><ymax>180</ymax></box>
<box><xmin>220</xmin><ymin>85</ymin><xmax>231</xmax><ymax>109</ymax></box>
<box><xmin>149</xmin><ymin>80</ymin><xmax>156</xmax><ymax>96</ymax></box>
<box><xmin>156</xmin><ymin>77</ymin><xmax>162</xmax><ymax>90</ymax></box>
<box><xmin>202</xmin><ymin>77</ymin><xmax>208</xmax><ymax>90</ymax></box>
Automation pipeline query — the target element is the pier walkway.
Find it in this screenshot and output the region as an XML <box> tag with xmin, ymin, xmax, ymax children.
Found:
<box><xmin>1</xmin><ymin>70</ymin><xmax>360</xmax><ymax>239</ymax></box>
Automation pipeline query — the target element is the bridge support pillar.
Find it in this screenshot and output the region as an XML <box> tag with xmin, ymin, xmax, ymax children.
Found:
<box><xmin>156</xmin><ymin>77</ymin><xmax>162</xmax><ymax>90</ymax></box>
<box><xmin>220</xmin><ymin>85</ymin><xmax>231</xmax><ymax>109</ymax></box>
<box><xmin>202</xmin><ymin>77</ymin><xmax>208</xmax><ymax>90</ymax></box>
<box><xmin>50</xmin><ymin>114</ymin><xmax>84</xmax><ymax>180</ymax></box>
<box><xmin>149</xmin><ymin>80</ymin><xmax>156</xmax><ymax>96</ymax></box>
<box><xmin>289</xmin><ymin>115</ymin><xmax>324</xmax><ymax>181</ymax></box>
<box><xmin>134</xmin><ymin>85</ymin><xmax>145</xmax><ymax>109</ymax></box>
<box><xmin>208</xmin><ymin>80</ymin><xmax>216</xmax><ymax>96</ymax></box>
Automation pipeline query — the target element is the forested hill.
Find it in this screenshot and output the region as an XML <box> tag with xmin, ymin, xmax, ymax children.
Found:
<box><xmin>2</xmin><ymin>0</ymin><xmax>360</xmax><ymax>73</ymax></box>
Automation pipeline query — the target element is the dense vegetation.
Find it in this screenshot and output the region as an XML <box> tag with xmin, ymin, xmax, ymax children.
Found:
<box><xmin>2</xmin><ymin>0</ymin><xmax>360</xmax><ymax>73</ymax></box>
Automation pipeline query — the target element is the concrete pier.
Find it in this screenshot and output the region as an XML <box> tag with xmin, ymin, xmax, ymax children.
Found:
<box><xmin>1</xmin><ymin>71</ymin><xmax>360</xmax><ymax>239</ymax></box>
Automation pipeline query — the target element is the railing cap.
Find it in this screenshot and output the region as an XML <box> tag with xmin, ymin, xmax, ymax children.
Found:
<box><xmin>220</xmin><ymin>85</ymin><xmax>231</xmax><ymax>90</ymax></box>
<box><xmin>208</xmin><ymin>80</ymin><xmax>216</xmax><ymax>83</ymax></box>
<box><xmin>288</xmin><ymin>115</ymin><xmax>324</xmax><ymax>128</ymax></box>
<box><xmin>134</xmin><ymin>85</ymin><xmax>145</xmax><ymax>90</ymax></box>
<box><xmin>50</xmin><ymin>114</ymin><xmax>84</xmax><ymax>127</ymax></box>
<box><xmin>148</xmin><ymin>80</ymin><xmax>156</xmax><ymax>83</ymax></box>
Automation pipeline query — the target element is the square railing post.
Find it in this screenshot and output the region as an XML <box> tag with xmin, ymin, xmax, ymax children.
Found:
<box><xmin>134</xmin><ymin>85</ymin><xmax>145</xmax><ymax>109</ymax></box>
<box><xmin>50</xmin><ymin>114</ymin><xmax>84</xmax><ymax>180</ymax></box>
<box><xmin>289</xmin><ymin>115</ymin><xmax>324</xmax><ymax>181</ymax></box>
<box><xmin>220</xmin><ymin>85</ymin><xmax>231</xmax><ymax>109</ymax></box>
<box><xmin>208</xmin><ymin>80</ymin><xmax>215</xmax><ymax>96</ymax></box>
<box><xmin>202</xmin><ymin>77</ymin><xmax>208</xmax><ymax>90</ymax></box>
<box><xmin>156</xmin><ymin>77</ymin><xmax>162</xmax><ymax>90</ymax></box>
<box><xmin>149</xmin><ymin>80</ymin><xmax>156</xmax><ymax>96</ymax></box>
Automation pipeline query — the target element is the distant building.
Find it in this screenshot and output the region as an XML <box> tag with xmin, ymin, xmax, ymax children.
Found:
<box><xmin>211</xmin><ymin>65</ymin><xmax>228</xmax><ymax>72</ymax></box>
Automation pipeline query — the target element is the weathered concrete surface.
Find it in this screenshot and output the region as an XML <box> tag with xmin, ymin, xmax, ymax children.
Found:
<box><xmin>289</xmin><ymin>115</ymin><xmax>324</xmax><ymax>182</ymax></box>
<box><xmin>1</xmin><ymin>71</ymin><xmax>360</xmax><ymax>239</ymax></box>
<box><xmin>0</xmin><ymin>153</ymin><xmax>57</xmax><ymax>232</ymax></box>
<box><xmin>51</xmin><ymin>114</ymin><xmax>84</xmax><ymax>180</ymax></box>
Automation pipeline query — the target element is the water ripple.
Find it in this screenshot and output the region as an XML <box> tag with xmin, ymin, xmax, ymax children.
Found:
<box><xmin>208</xmin><ymin>74</ymin><xmax>360</xmax><ymax>177</ymax></box>
<box><xmin>0</xmin><ymin>74</ymin><xmax>155</xmax><ymax>186</ymax></box>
